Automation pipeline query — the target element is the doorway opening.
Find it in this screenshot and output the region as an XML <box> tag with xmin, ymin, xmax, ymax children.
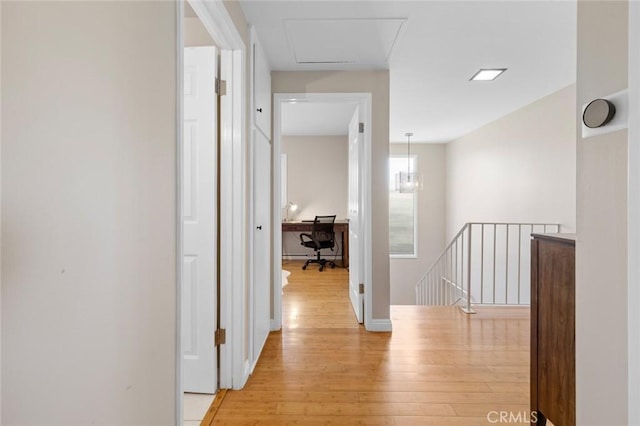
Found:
<box><xmin>273</xmin><ymin>93</ymin><xmax>373</xmax><ymax>332</ymax></box>
<box><xmin>177</xmin><ymin>1</ymin><xmax>245</xmax><ymax>425</ymax></box>
<box><xmin>279</xmin><ymin>101</ymin><xmax>357</xmax><ymax>329</ymax></box>
<box><xmin>180</xmin><ymin>2</ymin><xmax>219</xmax><ymax>422</ymax></box>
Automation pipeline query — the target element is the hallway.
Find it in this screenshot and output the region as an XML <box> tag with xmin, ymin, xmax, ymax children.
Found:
<box><xmin>210</xmin><ymin>261</ymin><xmax>530</xmax><ymax>425</ymax></box>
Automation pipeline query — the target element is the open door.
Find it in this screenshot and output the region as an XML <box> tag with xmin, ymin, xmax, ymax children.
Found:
<box><xmin>348</xmin><ymin>107</ymin><xmax>364</xmax><ymax>323</ymax></box>
<box><xmin>182</xmin><ymin>46</ymin><xmax>217</xmax><ymax>393</ymax></box>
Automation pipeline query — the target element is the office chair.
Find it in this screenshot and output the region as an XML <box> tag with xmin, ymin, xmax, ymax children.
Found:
<box><xmin>300</xmin><ymin>215</ymin><xmax>337</xmax><ymax>271</ymax></box>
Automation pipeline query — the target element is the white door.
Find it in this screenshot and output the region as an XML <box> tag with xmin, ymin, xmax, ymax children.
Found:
<box><xmin>348</xmin><ymin>107</ymin><xmax>364</xmax><ymax>323</ymax></box>
<box><xmin>182</xmin><ymin>46</ymin><xmax>217</xmax><ymax>394</ymax></box>
<box><xmin>252</xmin><ymin>129</ymin><xmax>271</xmax><ymax>363</ymax></box>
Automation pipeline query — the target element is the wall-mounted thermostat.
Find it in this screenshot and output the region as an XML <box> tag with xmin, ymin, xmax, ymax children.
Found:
<box><xmin>583</xmin><ymin>99</ymin><xmax>616</xmax><ymax>128</ymax></box>
<box><xmin>582</xmin><ymin>89</ymin><xmax>628</xmax><ymax>138</ymax></box>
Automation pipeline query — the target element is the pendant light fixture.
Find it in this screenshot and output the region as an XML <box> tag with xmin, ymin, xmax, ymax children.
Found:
<box><xmin>394</xmin><ymin>132</ymin><xmax>422</xmax><ymax>193</ymax></box>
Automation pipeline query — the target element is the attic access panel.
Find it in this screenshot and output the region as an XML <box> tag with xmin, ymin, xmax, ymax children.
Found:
<box><xmin>284</xmin><ymin>18</ymin><xmax>406</xmax><ymax>66</ymax></box>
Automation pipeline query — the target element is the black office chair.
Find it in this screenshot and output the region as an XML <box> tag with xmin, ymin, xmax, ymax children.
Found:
<box><xmin>300</xmin><ymin>215</ymin><xmax>337</xmax><ymax>271</ymax></box>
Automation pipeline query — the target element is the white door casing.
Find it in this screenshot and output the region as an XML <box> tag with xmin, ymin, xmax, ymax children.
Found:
<box><xmin>348</xmin><ymin>107</ymin><xmax>364</xmax><ymax>323</ymax></box>
<box><xmin>182</xmin><ymin>46</ymin><xmax>217</xmax><ymax>394</ymax></box>
<box><xmin>251</xmin><ymin>129</ymin><xmax>271</xmax><ymax>367</ymax></box>
<box><xmin>179</xmin><ymin>0</ymin><xmax>248</xmax><ymax>409</ymax></box>
<box><xmin>272</xmin><ymin>93</ymin><xmax>373</xmax><ymax>331</ymax></box>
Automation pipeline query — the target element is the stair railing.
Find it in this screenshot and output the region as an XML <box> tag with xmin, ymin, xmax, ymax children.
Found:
<box><xmin>415</xmin><ymin>222</ymin><xmax>560</xmax><ymax>312</ymax></box>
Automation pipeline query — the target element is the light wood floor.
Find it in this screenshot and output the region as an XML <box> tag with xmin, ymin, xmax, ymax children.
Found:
<box><xmin>209</xmin><ymin>260</ymin><xmax>530</xmax><ymax>425</ymax></box>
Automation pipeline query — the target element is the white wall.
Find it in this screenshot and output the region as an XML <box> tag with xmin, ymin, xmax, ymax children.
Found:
<box><xmin>185</xmin><ymin>17</ymin><xmax>215</xmax><ymax>47</ymax></box>
<box><xmin>282</xmin><ymin>135</ymin><xmax>348</xmax><ymax>221</ymax></box>
<box><xmin>1</xmin><ymin>2</ymin><xmax>177</xmax><ymax>424</ymax></box>
<box><xmin>281</xmin><ymin>135</ymin><xmax>348</xmax><ymax>257</ymax></box>
<box><xmin>389</xmin><ymin>143</ymin><xmax>446</xmax><ymax>305</ymax></box>
<box><xmin>446</xmin><ymin>84</ymin><xmax>577</xmax><ymax>238</ymax></box>
<box><xmin>576</xmin><ymin>1</ymin><xmax>629</xmax><ymax>424</ymax></box>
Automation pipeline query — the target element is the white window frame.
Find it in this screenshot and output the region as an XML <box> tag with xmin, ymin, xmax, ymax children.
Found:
<box><xmin>388</xmin><ymin>154</ymin><xmax>418</xmax><ymax>259</ymax></box>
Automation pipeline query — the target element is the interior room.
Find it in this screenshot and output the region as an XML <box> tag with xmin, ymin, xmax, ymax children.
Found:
<box><xmin>280</xmin><ymin>102</ymin><xmax>354</xmax><ymax>253</ymax></box>
<box><xmin>279</xmin><ymin>100</ymin><xmax>357</xmax><ymax>327</ymax></box>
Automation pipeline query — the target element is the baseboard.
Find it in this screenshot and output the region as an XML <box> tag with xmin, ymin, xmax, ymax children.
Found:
<box><xmin>366</xmin><ymin>318</ymin><xmax>393</xmax><ymax>332</ymax></box>
<box><xmin>282</xmin><ymin>255</ymin><xmax>310</xmax><ymax>261</ymax></box>
<box><xmin>270</xmin><ymin>318</ymin><xmax>281</xmax><ymax>331</ymax></box>
<box><xmin>233</xmin><ymin>360</ymin><xmax>251</xmax><ymax>390</ymax></box>
<box><xmin>249</xmin><ymin>332</ymin><xmax>269</xmax><ymax>375</ymax></box>
<box><xmin>281</xmin><ymin>253</ymin><xmax>339</xmax><ymax>261</ymax></box>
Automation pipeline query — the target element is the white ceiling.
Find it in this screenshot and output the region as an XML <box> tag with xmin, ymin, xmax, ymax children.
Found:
<box><xmin>281</xmin><ymin>102</ymin><xmax>358</xmax><ymax>136</ymax></box>
<box><xmin>285</xmin><ymin>18</ymin><xmax>406</xmax><ymax>66</ymax></box>
<box><xmin>239</xmin><ymin>0</ymin><xmax>577</xmax><ymax>143</ymax></box>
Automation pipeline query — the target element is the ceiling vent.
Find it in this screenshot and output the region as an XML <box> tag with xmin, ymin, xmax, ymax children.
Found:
<box><xmin>284</xmin><ymin>18</ymin><xmax>406</xmax><ymax>66</ymax></box>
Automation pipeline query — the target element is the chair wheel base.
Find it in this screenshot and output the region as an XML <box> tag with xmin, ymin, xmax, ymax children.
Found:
<box><xmin>301</xmin><ymin>254</ymin><xmax>336</xmax><ymax>272</ymax></box>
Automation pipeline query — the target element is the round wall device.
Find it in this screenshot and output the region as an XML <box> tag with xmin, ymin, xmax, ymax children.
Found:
<box><xmin>583</xmin><ymin>98</ymin><xmax>616</xmax><ymax>128</ymax></box>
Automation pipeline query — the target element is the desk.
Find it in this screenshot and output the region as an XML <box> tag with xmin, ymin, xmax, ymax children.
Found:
<box><xmin>282</xmin><ymin>220</ymin><xmax>349</xmax><ymax>267</ymax></box>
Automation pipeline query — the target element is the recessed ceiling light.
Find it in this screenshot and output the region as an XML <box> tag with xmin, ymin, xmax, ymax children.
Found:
<box><xmin>470</xmin><ymin>68</ymin><xmax>507</xmax><ymax>81</ymax></box>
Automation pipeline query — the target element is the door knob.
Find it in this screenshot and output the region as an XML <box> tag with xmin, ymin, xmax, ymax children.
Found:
<box><xmin>257</xmin><ymin>225</ymin><xmax>262</xmax><ymax>230</ymax></box>
<box><xmin>256</xmin><ymin>108</ymin><xmax>263</xmax><ymax>113</ymax></box>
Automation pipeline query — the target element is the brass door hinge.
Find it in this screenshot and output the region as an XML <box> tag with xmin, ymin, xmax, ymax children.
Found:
<box><xmin>215</xmin><ymin>78</ymin><xmax>227</xmax><ymax>96</ymax></box>
<box><xmin>214</xmin><ymin>328</ymin><xmax>226</xmax><ymax>346</ymax></box>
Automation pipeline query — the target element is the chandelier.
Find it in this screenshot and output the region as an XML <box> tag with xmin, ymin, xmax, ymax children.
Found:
<box><xmin>394</xmin><ymin>132</ymin><xmax>422</xmax><ymax>193</ymax></box>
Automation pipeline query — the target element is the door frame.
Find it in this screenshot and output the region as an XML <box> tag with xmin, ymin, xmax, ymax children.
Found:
<box><xmin>272</xmin><ymin>92</ymin><xmax>373</xmax><ymax>330</ymax></box>
<box><xmin>176</xmin><ymin>1</ymin><xmax>247</xmax><ymax>422</ymax></box>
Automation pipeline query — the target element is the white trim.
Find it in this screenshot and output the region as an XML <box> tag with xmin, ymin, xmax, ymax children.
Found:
<box><xmin>175</xmin><ymin>3</ymin><xmax>185</xmax><ymax>425</ymax></box>
<box><xmin>360</xmin><ymin>96</ymin><xmax>376</xmax><ymax>332</ymax></box>
<box><xmin>367</xmin><ymin>319</ymin><xmax>393</xmax><ymax>332</ymax></box>
<box><xmin>219</xmin><ymin>49</ymin><xmax>233</xmax><ymax>390</ymax></box>
<box><xmin>230</xmin><ymin>49</ymin><xmax>249</xmax><ymax>390</ymax></box>
<box><xmin>272</xmin><ymin>98</ymin><xmax>284</xmax><ymax>331</ymax></box>
<box><xmin>628</xmin><ymin>2</ymin><xmax>640</xmax><ymax>424</ymax></box>
<box><xmin>188</xmin><ymin>0</ymin><xmax>244</xmax><ymax>49</ymax></box>
<box><xmin>219</xmin><ymin>49</ymin><xmax>248</xmax><ymax>390</ymax></box>
<box><xmin>242</xmin><ymin>359</ymin><xmax>252</xmax><ymax>385</ymax></box>
<box><xmin>281</xmin><ymin>153</ymin><xmax>288</xmax><ymax>210</ymax></box>
<box><xmin>390</xmin><ymin>255</ymin><xmax>419</xmax><ymax>259</ymax></box>
<box><xmin>273</xmin><ymin>92</ymin><xmax>376</xmax><ymax>331</ymax></box>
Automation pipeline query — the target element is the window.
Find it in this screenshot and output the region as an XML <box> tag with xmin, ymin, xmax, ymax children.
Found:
<box><xmin>389</xmin><ymin>156</ymin><xmax>417</xmax><ymax>257</ymax></box>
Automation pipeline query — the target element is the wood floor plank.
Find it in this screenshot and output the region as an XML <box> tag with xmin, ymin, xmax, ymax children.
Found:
<box><xmin>356</xmin><ymin>391</ymin><xmax>528</xmax><ymax>404</ymax></box>
<box><xmin>211</xmin><ymin>261</ymin><xmax>530</xmax><ymax>424</ymax></box>
<box><xmin>212</xmin><ymin>415</ymin><xmax>397</xmax><ymax>425</ymax></box>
